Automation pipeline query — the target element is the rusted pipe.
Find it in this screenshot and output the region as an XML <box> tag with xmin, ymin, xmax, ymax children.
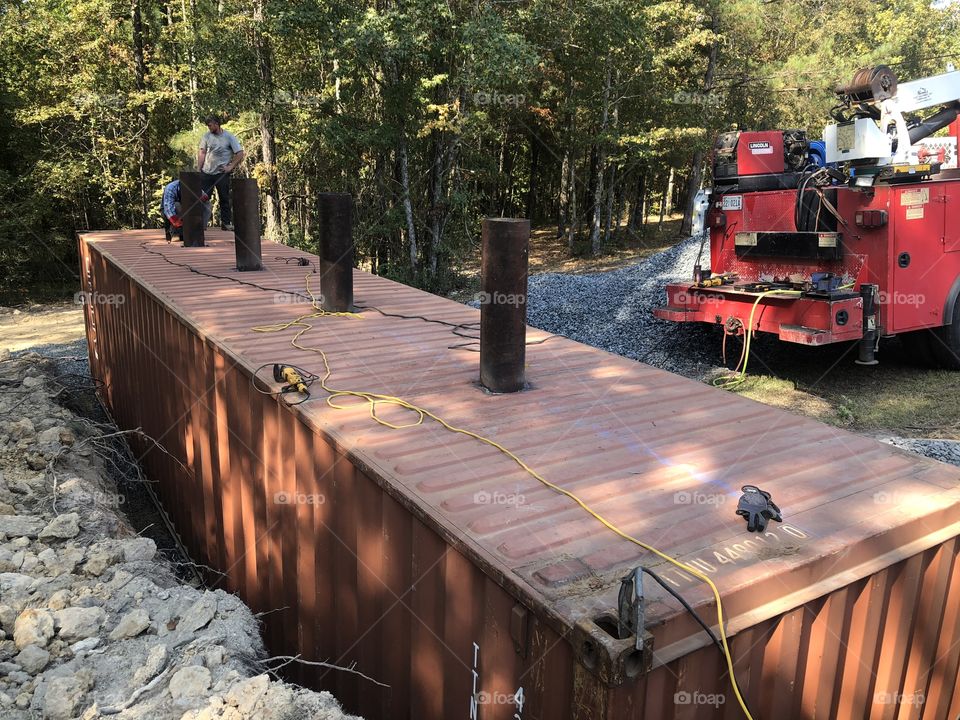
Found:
<box><xmin>179</xmin><ymin>171</ymin><xmax>206</xmax><ymax>248</ymax></box>
<box><xmin>232</xmin><ymin>178</ymin><xmax>262</xmax><ymax>271</ymax></box>
<box><xmin>317</xmin><ymin>193</ymin><xmax>354</xmax><ymax>312</ymax></box>
<box><xmin>480</xmin><ymin>218</ymin><xmax>530</xmax><ymax>393</ymax></box>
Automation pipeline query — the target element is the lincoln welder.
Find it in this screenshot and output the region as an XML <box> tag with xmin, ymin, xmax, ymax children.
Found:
<box><xmin>656</xmin><ymin>64</ymin><xmax>960</xmax><ymax>368</ymax></box>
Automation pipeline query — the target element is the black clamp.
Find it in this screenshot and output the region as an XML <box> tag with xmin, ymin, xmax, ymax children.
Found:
<box><xmin>736</xmin><ymin>485</ymin><xmax>782</xmax><ymax>532</ymax></box>
<box><xmin>617</xmin><ymin>567</ymin><xmax>645</xmax><ymax>651</ymax></box>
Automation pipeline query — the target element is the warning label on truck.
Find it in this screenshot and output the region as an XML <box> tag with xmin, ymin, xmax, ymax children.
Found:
<box><xmin>901</xmin><ymin>188</ymin><xmax>930</xmax><ymax>206</ymax></box>
<box><xmin>905</xmin><ymin>207</ymin><xmax>925</xmax><ymax>220</ymax></box>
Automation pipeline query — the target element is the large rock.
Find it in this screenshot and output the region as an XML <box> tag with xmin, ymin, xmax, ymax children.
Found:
<box><xmin>225</xmin><ymin>674</ymin><xmax>270</xmax><ymax>714</ymax></box>
<box><xmin>169</xmin><ymin>665</ymin><xmax>212</xmax><ymax>701</ymax></box>
<box><xmin>13</xmin><ymin>609</ymin><xmax>54</xmax><ymax>649</ymax></box>
<box><xmin>54</xmin><ymin>606</ymin><xmax>105</xmax><ymax>642</ymax></box>
<box><xmin>132</xmin><ymin>644</ymin><xmax>168</xmax><ymax>686</ymax></box>
<box><xmin>39</xmin><ymin>545</ymin><xmax>84</xmax><ymax>575</ymax></box>
<box><xmin>9</xmin><ymin>419</ymin><xmax>35</xmax><ymax>440</ymax></box>
<box><xmin>42</xmin><ymin>671</ymin><xmax>92</xmax><ymax>720</ymax></box>
<box><xmin>178</xmin><ymin>593</ymin><xmax>218</xmax><ymax>635</ymax></box>
<box><xmin>0</xmin><ymin>547</ymin><xmax>22</xmax><ymax>572</ymax></box>
<box><xmin>82</xmin><ymin>541</ymin><xmax>122</xmax><ymax>576</ymax></box>
<box><xmin>119</xmin><ymin>536</ymin><xmax>156</xmax><ymax>563</ymax></box>
<box><xmin>0</xmin><ymin>604</ymin><xmax>15</xmax><ymax>631</ymax></box>
<box><xmin>36</xmin><ymin>426</ymin><xmax>74</xmax><ymax>447</ymax></box>
<box><xmin>0</xmin><ymin>515</ymin><xmax>45</xmax><ymax>539</ymax></box>
<box><xmin>15</xmin><ymin>644</ymin><xmax>49</xmax><ymax>673</ymax></box>
<box><xmin>109</xmin><ymin>608</ymin><xmax>150</xmax><ymax>640</ymax></box>
<box><xmin>0</xmin><ymin>573</ymin><xmax>33</xmax><ymax>595</ymax></box>
<box><xmin>39</xmin><ymin>513</ymin><xmax>80</xmax><ymax>540</ymax></box>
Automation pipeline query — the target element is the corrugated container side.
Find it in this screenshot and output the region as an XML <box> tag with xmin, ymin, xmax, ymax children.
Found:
<box><xmin>78</xmin><ymin>236</ymin><xmax>960</xmax><ymax>719</ymax></box>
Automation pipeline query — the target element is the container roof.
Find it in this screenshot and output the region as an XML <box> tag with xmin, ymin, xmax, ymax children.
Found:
<box><xmin>81</xmin><ymin>230</ymin><xmax>960</xmax><ymax>669</ymax></box>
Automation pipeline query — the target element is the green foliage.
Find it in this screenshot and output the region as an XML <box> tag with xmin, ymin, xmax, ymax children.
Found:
<box><xmin>1</xmin><ymin>0</ymin><xmax>959</xmax><ymax>302</ymax></box>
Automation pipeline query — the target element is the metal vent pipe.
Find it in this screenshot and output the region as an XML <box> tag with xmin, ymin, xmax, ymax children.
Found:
<box><xmin>480</xmin><ymin>217</ymin><xmax>530</xmax><ymax>393</ymax></box>
<box><xmin>179</xmin><ymin>171</ymin><xmax>206</xmax><ymax>248</ymax></box>
<box><xmin>317</xmin><ymin>193</ymin><xmax>354</xmax><ymax>312</ymax></box>
<box><xmin>232</xmin><ymin>178</ymin><xmax>262</xmax><ymax>271</ymax></box>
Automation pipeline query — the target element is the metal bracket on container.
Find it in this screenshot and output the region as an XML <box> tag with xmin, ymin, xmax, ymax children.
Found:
<box><xmin>572</xmin><ymin>569</ymin><xmax>653</xmax><ymax>686</ymax></box>
<box><xmin>510</xmin><ymin>603</ymin><xmax>530</xmax><ymax>659</ymax></box>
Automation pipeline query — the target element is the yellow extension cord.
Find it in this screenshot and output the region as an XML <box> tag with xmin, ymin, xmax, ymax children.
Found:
<box><xmin>713</xmin><ymin>290</ymin><xmax>803</xmax><ymax>391</ymax></box>
<box><xmin>253</xmin><ymin>273</ymin><xmax>756</xmax><ymax>719</ymax></box>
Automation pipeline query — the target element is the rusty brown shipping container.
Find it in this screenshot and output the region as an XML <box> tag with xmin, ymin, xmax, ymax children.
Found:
<box><xmin>78</xmin><ymin>230</ymin><xmax>960</xmax><ymax>720</ymax></box>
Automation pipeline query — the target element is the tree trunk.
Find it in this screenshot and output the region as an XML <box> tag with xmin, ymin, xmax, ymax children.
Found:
<box><xmin>165</xmin><ymin>3</ymin><xmax>179</xmax><ymax>93</ymax></box>
<box><xmin>658</xmin><ymin>171</ymin><xmax>670</xmax><ymax>230</ymax></box>
<box><xmin>613</xmin><ymin>172</ymin><xmax>624</xmax><ymax>238</ymax></box>
<box><xmin>603</xmin><ymin>163</ymin><xmax>616</xmax><ymax>244</ymax></box>
<box><xmin>253</xmin><ymin>0</ymin><xmax>281</xmax><ymax>239</ymax></box>
<box><xmin>566</xmin><ymin>152</ymin><xmax>577</xmax><ymax>253</ymax></box>
<box><xmin>526</xmin><ymin>131</ymin><xmax>539</xmax><ymax>222</ymax></box>
<box><xmin>181</xmin><ymin>0</ymin><xmax>199</xmax><ymax>122</ymax></box>
<box><xmin>629</xmin><ymin>168</ymin><xmax>645</xmax><ymax>233</ymax></box>
<box><xmin>587</xmin><ymin>144</ymin><xmax>600</xmax><ymax>247</ymax></box>
<box><xmin>589</xmin><ymin>55</ymin><xmax>612</xmax><ymax>256</ymax></box>
<box><xmin>427</xmin><ymin>134</ymin><xmax>443</xmax><ymax>276</ymax></box>
<box><xmin>680</xmin><ymin>7</ymin><xmax>719</xmax><ymax>237</ymax></box>
<box><xmin>558</xmin><ymin>147</ymin><xmax>569</xmax><ymax>238</ymax></box>
<box><xmin>664</xmin><ymin>167</ymin><xmax>675</xmax><ymax>217</ymax></box>
<box><xmin>398</xmin><ymin>132</ymin><xmax>418</xmax><ymax>270</ymax></box>
<box><xmin>557</xmin><ymin>72</ymin><xmax>574</xmax><ymax>239</ymax></box>
<box><xmin>131</xmin><ymin>0</ymin><xmax>149</xmax><ymax>225</ymax></box>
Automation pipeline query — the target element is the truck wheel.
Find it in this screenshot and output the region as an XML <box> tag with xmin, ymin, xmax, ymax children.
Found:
<box><xmin>933</xmin><ymin>302</ymin><xmax>960</xmax><ymax>370</ymax></box>
<box><xmin>901</xmin><ymin>330</ymin><xmax>939</xmax><ymax>368</ymax></box>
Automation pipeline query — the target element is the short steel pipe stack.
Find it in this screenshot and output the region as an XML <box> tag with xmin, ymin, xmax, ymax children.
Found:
<box><xmin>178</xmin><ymin>171</ymin><xmax>206</xmax><ymax>248</ymax></box>
<box><xmin>231</xmin><ymin>178</ymin><xmax>262</xmax><ymax>271</ymax></box>
<box><xmin>317</xmin><ymin>192</ymin><xmax>354</xmax><ymax>312</ymax></box>
<box><xmin>480</xmin><ymin>217</ymin><xmax>530</xmax><ymax>393</ymax></box>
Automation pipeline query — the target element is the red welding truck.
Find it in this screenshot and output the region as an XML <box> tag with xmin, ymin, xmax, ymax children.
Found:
<box><xmin>655</xmin><ymin>65</ymin><xmax>960</xmax><ymax>368</ymax></box>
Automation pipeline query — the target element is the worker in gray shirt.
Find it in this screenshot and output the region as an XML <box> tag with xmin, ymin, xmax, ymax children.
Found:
<box><xmin>197</xmin><ymin>114</ymin><xmax>245</xmax><ymax>231</ymax></box>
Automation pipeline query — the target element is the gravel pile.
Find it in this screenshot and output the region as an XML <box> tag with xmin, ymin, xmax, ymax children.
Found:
<box><xmin>882</xmin><ymin>437</ymin><xmax>960</xmax><ymax>468</ymax></box>
<box><xmin>0</xmin><ymin>353</ymin><xmax>359</xmax><ymax>720</ymax></box>
<box><xmin>525</xmin><ymin>234</ymin><xmax>720</xmax><ymax>377</ymax></box>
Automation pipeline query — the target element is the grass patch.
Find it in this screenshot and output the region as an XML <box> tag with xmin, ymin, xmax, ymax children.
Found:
<box><xmin>713</xmin><ymin>336</ymin><xmax>960</xmax><ymax>440</ymax></box>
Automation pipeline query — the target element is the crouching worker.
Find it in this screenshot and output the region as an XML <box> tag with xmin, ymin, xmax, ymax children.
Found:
<box><xmin>161</xmin><ymin>178</ymin><xmax>211</xmax><ymax>242</ymax></box>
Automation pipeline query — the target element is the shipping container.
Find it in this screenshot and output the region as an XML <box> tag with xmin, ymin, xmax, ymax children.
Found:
<box><xmin>79</xmin><ymin>229</ymin><xmax>960</xmax><ymax>719</ymax></box>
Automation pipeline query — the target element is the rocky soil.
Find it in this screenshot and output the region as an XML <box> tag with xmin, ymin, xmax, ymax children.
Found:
<box><xmin>0</xmin><ymin>352</ymin><xmax>359</xmax><ymax>720</ymax></box>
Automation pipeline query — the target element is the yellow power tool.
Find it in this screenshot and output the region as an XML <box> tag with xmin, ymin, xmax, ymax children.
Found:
<box><xmin>273</xmin><ymin>364</ymin><xmax>310</xmax><ymax>395</ymax></box>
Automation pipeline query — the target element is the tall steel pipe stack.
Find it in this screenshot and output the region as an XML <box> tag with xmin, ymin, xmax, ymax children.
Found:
<box><xmin>317</xmin><ymin>192</ymin><xmax>354</xmax><ymax>312</ymax></box>
<box><xmin>178</xmin><ymin>171</ymin><xmax>206</xmax><ymax>248</ymax></box>
<box><xmin>231</xmin><ymin>178</ymin><xmax>262</xmax><ymax>271</ymax></box>
<box><xmin>480</xmin><ymin>217</ymin><xmax>530</xmax><ymax>393</ymax></box>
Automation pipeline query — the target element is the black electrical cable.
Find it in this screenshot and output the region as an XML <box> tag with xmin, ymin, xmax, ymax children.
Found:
<box><xmin>640</xmin><ymin>567</ymin><xmax>723</xmax><ymax>655</ymax></box>
<box><xmin>635</xmin><ymin>567</ymin><xmax>754</xmax><ymax>716</ymax></box>
<box><xmin>140</xmin><ymin>242</ymin><xmax>562</xmax><ymax>352</ymax></box>
<box><xmin>251</xmin><ymin>362</ymin><xmax>318</xmax><ymax>405</ymax></box>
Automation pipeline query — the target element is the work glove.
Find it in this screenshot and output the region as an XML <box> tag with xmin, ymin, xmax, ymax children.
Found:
<box><xmin>169</xmin><ymin>214</ymin><xmax>183</xmax><ymax>228</ymax></box>
<box><xmin>735</xmin><ymin>485</ymin><xmax>782</xmax><ymax>533</ymax></box>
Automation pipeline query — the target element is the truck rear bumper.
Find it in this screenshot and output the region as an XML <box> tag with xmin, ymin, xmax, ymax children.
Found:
<box><xmin>654</xmin><ymin>284</ymin><xmax>865</xmax><ymax>346</ymax></box>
